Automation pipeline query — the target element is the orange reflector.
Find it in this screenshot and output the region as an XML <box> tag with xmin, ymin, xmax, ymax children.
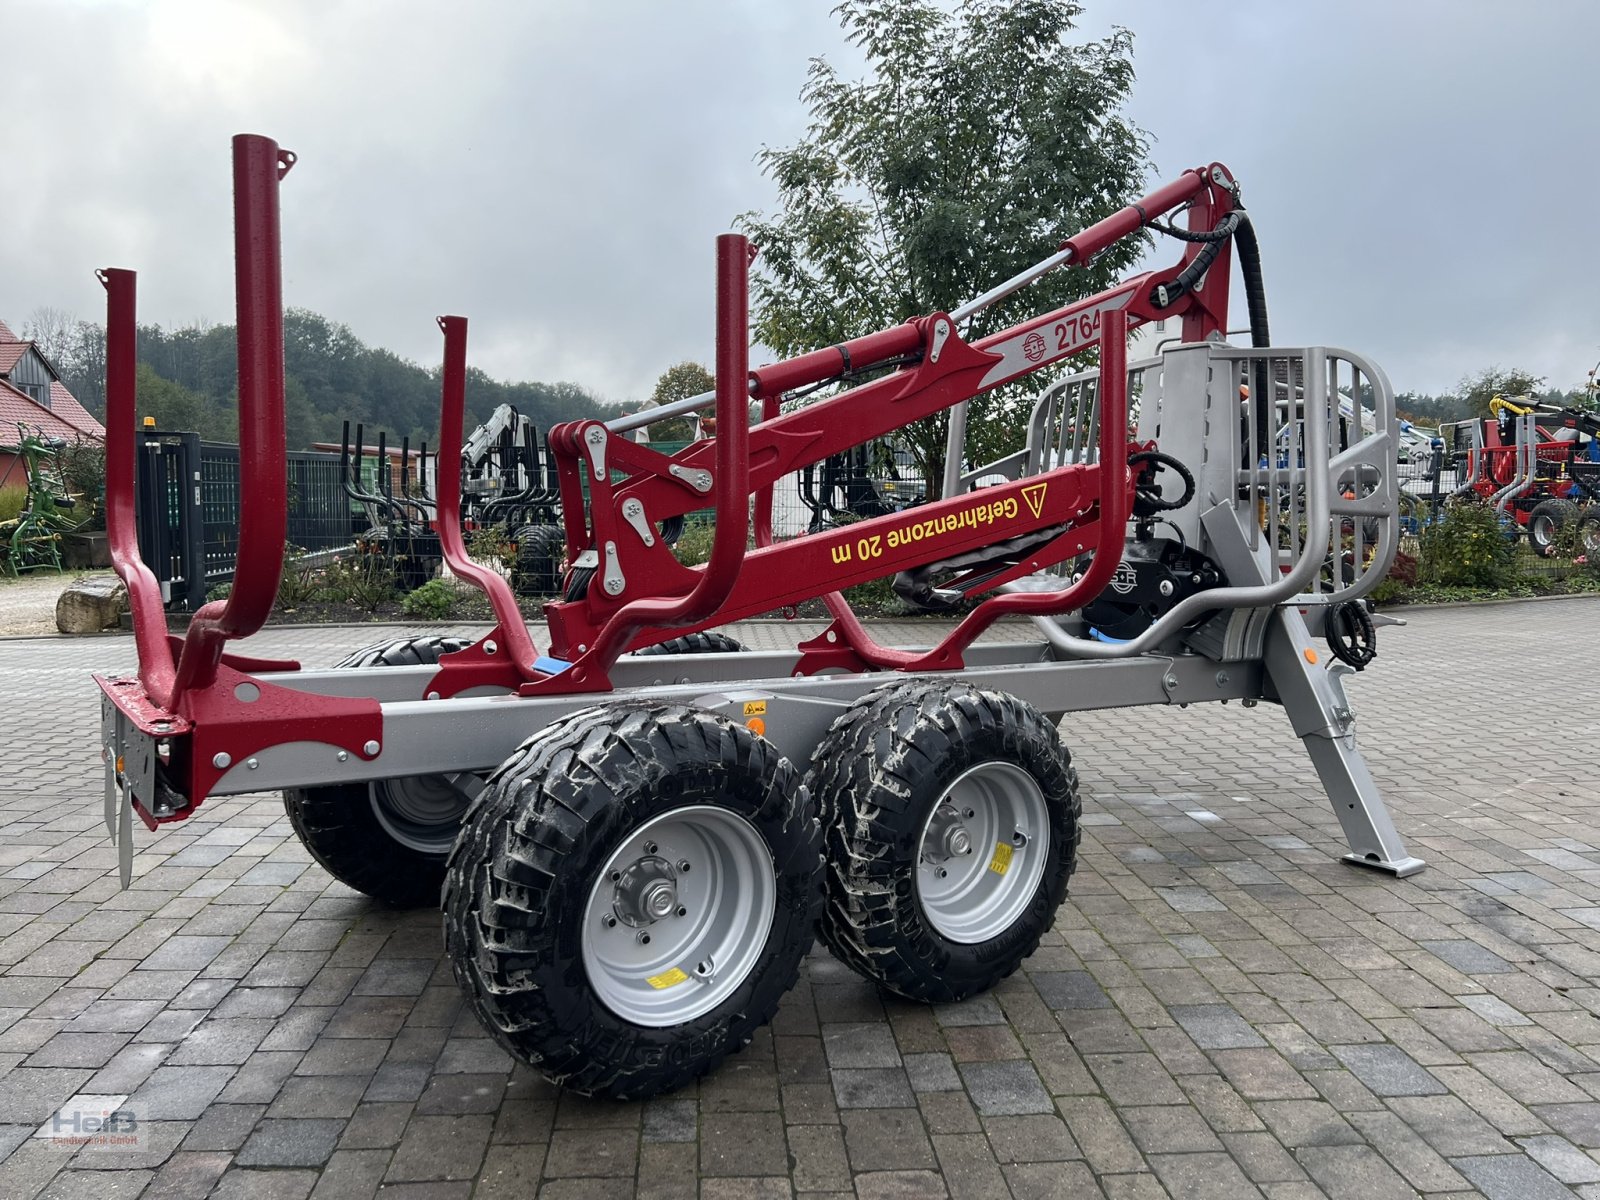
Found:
<box><xmin>747</xmin><ymin>717</ymin><xmax>766</xmax><ymax>736</ymax></box>
<box><xmin>1303</xmin><ymin>648</ymin><xmax>1318</xmax><ymax>665</ymax></box>
<box><xmin>115</xmin><ymin>755</ymin><xmax>124</xmax><ymax>773</ymax></box>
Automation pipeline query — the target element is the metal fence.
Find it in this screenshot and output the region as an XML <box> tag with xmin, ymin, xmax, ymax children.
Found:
<box><xmin>136</xmin><ymin>431</ymin><xmax>360</xmax><ymax>610</ymax></box>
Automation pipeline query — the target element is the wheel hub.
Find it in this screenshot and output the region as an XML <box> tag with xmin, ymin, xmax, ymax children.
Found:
<box><xmin>923</xmin><ymin>804</ymin><xmax>975</xmax><ymax>862</ymax></box>
<box><xmin>581</xmin><ymin>806</ymin><xmax>776</xmax><ymax>1027</ymax></box>
<box><xmin>915</xmin><ymin>762</ymin><xmax>1050</xmax><ymax>944</ymax></box>
<box><xmin>610</xmin><ymin>856</ymin><xmax>680</xmax><ymax>927</ymax></box>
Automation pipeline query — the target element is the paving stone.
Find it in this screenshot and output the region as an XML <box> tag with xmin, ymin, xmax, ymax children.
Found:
<box><xmin>384</xmin><ymin>1113</ymin><xmax>493</xmax><ymax>1182</ymax></box>
<box><xmin>641</xmin><ymin>1097</ymin><xmax>697</xmax><ymax>1142</ymax></box>
<box><xmin>832</xmin><ymin>1067</ymin><xmax>915</xmax><ymax>1108</ymax></box>
<box><xmin>1521</xmin><ymin>1134</ymin><xmax>1600</xmax><ymax>1184</ymax></box>
<box><xmin>700</xmin><ymin>1111</ymin><xmax>788</xmax><ymax>1176</ymax></box>
<box><xmin>1121</xmin><ymin>1105</ymin><xmax>1222</xmax><ymax>1154</ymax></box>
<box><xmin>903</xmin><ymin>1052</ymin><xmax>962</xmax><ymax>1094</ymax></box>
<box><xmin>787</xmin><ymin>1122</ymin><xmax>851</xmax><ymax>1191</ymax></box>
<box><xmin>1149</xmin><ymin>1150</ymin><xmax>1264</xmax><ymax>1199</ymax></box>
<box><xmin>983</xmin><ymin>1113</ymin><xmax>1080</xmax><ymax>1163</ymax></box>
<box><xmin>1031</xmin><ymin>971</ymin><xmax>1114</xmax><ymax>1010</ymax></box>
<box><xmin>1170</xmin><ymin>1003</ymin><xmax>1266</xmax><ymax>1050</ymax></box>
<box><xmin>957</xmin><ymin>1059</ymin><xmax>1053</xmax><ymax>1116</ymax></box>
<box><xmin>1536</xmin><ymin>1103</ymin><xmax>1600</xmax><ymax>1149</ymax></box>
<box><xmin>183</xmin><ymin>1102</ymin><xmax>266</xmax><ymax>1150</ymax></box>
<box><xmin>127</xmin><ymin>1065</ymin><xmax>235</xmax><ymax>1120</ymax></box>
<box><xmin>1420</xmin><ymin>940</ymin><xmax>1516</xmax><ymax>975</ymax></box>
<box><xmin>235</xmin><ymin>1117</ymin><xmax>345</xmax><ymax>1167</ymax></box>
<box><xmin>1330</xmin><ymin>1043</ymin><xmax>1447</xmax><ymax>1096</ymax></box>
<box><xmin>1294</xmin><ymin>1143</ymin><xmax>1419</xmax><ymax>1200</ymax></box>
<box><xmin>842</xmin><ymin>1109</ymin><xmax>937</xmax><ymax>1172</ymax></box>
<box><xmin>1452</xmin><ymin>1152</ymin><xmax>1579</xmax><ymax>1200</ymax></box>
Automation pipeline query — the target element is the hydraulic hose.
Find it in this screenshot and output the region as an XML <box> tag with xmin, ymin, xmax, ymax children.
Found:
<box><xmin>1232</xmin><ymin>212</ymin><xmax>1273</xmax><ymax>451</ymax></box>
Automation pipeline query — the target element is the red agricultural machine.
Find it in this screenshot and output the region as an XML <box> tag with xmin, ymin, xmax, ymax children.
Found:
<box><xmin>96</xmin><ymin>135</ymin><xmax>1410</xmax><ymax>1098</ymax></box>
<box><xmin>1450</xmin><ymin>395</ymin><xmax>1600</xmax><ymax>553</ymax></box>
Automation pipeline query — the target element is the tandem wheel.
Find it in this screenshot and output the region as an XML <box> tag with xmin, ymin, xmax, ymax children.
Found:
<box><xmin>284</xmin><ymin>635</ymin><xmax>480</xmax><ymax>908</ymax></box>
<box><xmin>804</xmin><ymin>680</ymin><xmax>1080</xmax><ymax>1003</ymax></box>
<box><xmin>443</xmin><ymin>700</ymin><xmax>823</xmax><ymax>1099</ymax></box>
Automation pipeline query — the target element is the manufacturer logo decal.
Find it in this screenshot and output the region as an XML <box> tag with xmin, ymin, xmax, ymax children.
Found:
<box><xmin>1022</xmin><ymin>332</ymin><xmax>1046</xmax><ymax>363</ymax></box>
<box><xmin>1109</xmin><ymin>561</ymin><xmax>1138</xmax><ymax>595</ymax></box>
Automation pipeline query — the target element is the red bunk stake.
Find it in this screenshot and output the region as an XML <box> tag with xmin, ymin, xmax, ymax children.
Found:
<box><xmin>98</xmin><ymin>267</ymin><xmax>177</xmax><ymax>708</ymax></box>
<box><xmin>426</xmin><ymin>314</ymin><xmax>545</xmax><ymax>690</ymax></box>
<box><xmin>171</xmin><ymin>134</ymin><xmax>296</xmax><ymax>698</ymax></box>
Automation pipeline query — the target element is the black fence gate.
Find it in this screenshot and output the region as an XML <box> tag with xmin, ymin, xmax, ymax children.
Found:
<box><xmin>135</xmin><ymin>430</ymin><xmax>359</xmax><ymax>611</ymax></box>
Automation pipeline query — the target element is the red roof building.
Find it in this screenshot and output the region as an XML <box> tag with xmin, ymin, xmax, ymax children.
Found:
<box><xmin>0</xmin><ymin>318</ymin><xmax>105</xmax><ymax>446</ymax></box>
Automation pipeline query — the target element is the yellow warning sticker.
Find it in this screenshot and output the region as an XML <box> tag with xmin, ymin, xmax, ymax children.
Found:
<box><xmin>988</xmin><ymin>843</ymin><xmax>1014</xmax><ymax>875</ymax></box>
<box><xmin>647</xmin><ymin>967</ymin><xmax>689</xmax><ymax>990</ymax></box>
<box><xmin>742</xmin><ymin>700</ymin><xmax>767</xmax><ymax>717</ymax></box>
<box><xmin>1021</xmin><ymin>481</ymin><xmax>1048</xmax><ymax>520</ymax></box>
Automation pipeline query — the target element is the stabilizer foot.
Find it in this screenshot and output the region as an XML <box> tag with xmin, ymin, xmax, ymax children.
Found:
<box><xmin>1340</xmin><ymin>852</ymin><xmax>1426</xmax><ymax>878</ymax></box>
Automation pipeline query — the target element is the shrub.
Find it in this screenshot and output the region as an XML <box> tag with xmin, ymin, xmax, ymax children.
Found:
<box><xmin>275</xmin><ymin>543</ymin><xmax>319</xmax><ymax>610</ymax></box>
<box><xmin>321</xmin><ymin>553</ymin><xmax>397</xmax><ymax>611</ymax></box>
<box><xmin>1418</xmin><ymin>500</ymin><xmax>1517</xmax><ymax>588</ymax></box>
<box><xmin>402</xmin><ymin>577</ymin><xmax>460</xmax><ymax>619</ymax></box>
<box><xmin>468</xmin><ymin>525</ymin><xmax>514</xmax><ymax>566</ymax></box>
<box><xmin>0</xmin><ymin>488</ymin><xmax>24</xmax><ymax>525</ymax></box>
<box><xmin>56</xmin><ymin>441</ymin><xmax>106</xmax><ymax>530</ymax></box>
<box><xmin>670</xmin><ymin>521</ymin><xmax>718</xmax><ymax>567</ymax></box>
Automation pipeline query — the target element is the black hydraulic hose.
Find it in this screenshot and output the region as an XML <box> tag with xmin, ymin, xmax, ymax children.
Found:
<box><xmin>1232</xmin><ymin>212</ymin><xmax>1273</xmax><ymax>453</ymax></box>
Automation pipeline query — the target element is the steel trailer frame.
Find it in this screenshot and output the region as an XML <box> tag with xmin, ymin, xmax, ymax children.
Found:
<box><xmin>94</xmin><ymin>134</ymin><xmax>1419</xmax><ymax>1093</ymax></box>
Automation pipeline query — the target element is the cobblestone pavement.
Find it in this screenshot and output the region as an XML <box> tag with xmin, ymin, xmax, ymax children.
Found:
<box><xmin>2</xmin><ymin>599</ymin><xmax>1600</xmax><ymax>1198</ymax></box>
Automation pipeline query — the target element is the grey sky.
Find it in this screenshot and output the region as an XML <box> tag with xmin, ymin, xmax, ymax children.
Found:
<box><xmin>5</xmin><ymin>0</ymin><xmax>1597</xmax><ymax>404</ymax></box>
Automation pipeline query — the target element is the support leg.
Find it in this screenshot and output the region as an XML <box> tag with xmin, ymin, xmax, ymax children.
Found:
<box><xmin>1262</xmin><ymin>607</ymin><xmax>1424</xmax><ymax>876</ymax></box>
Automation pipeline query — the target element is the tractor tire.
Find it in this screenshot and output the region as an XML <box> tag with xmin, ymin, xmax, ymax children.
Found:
<box><xmin>633</xmin><ymin>631</ymin><xmax>749</xmax><ymax>657</ymax></box>
<box><xmin>803</xmin><ymin>680</ymin><xmax>1079</xmax><ymax>1003</ymax></box>
<box><xmin>1527</xmin><ymin>499</ymin><xmax>1579</xmax><ymax>555</ymax></box>
<box><xmin>510</xmin><ymin>523</ymin><xmax>566</xmax><ymax>596</ymax></box>
<box><xmin>444</xmin><ymin>701</ymin><xmax>822</xmax><ymax>1099</ymax></box>
<box><xmin>1579</xmin><ymin>510</ymin><xmax>1600</xmax><ymax>557</ymax></box>
<box><xmin>285</xmin><ymin>635</ymin><xmax>480</xmax><ymax>908</ymax></box>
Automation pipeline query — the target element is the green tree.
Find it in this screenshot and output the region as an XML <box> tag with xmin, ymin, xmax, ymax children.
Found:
<box><xmin>738</xmin><ymin>0</ymin><xmax>1150</xmax><ymax>494</ymax></box>
<box><xmin>1457</xmin><ymin>366</ymin><xmax>1545</xmax><ymax>420</ymax></box>
<box><xmin>645</xmin><ymin>361</ymin><xmax>715</xmax><ymax>442</ymax></box>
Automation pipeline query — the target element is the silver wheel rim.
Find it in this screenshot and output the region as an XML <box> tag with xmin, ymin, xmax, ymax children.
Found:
<box><xmin>369</xmin><ymin>773</ymin><xmax>481</xmax><ymax>856</ymax></box>
<box><xmin>581</xmin><ymin>806</ymin><xmax>775</xmax><ymax>1027</ymax></box>
<box><xmin>916</xmin><ymin>762</ymin><xmax>1050</xmax><ymax>945</ymax></box>
<box><xmin>1532</xmin><ymin>515</ymin><xmax>1555</xmax><ymax>545</ymax></box>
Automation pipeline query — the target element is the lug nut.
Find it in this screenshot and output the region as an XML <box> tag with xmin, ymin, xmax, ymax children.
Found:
<box><xmin>644</xmin><ymin>841</ymin><xmax>658</xmax><ymax>854</ymax></box>
<box><xmin>676</xmin><ymin>906</ymin><xmax>687</xmax><ymax>917</ymax></box>
<box><xmin>638</xmin><ymin>932</ymin><xmax>651</xmax><ymax>945</ymax></box>
<box><xmin>678</xmin><ymin>860</ymin><xmax>691</xmax><ymax>873</ymax></box>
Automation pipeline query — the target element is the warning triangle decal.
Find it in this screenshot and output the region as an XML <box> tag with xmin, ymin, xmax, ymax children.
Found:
<box><xmin>1021</xmin><ymin>482</ymin><xmax>1048</xmax><ymax>520</ymax></box>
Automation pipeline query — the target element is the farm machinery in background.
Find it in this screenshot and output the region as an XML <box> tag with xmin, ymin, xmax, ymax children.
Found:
<box><xmin>337</xmin><ymin>403</ymin><xmax>572</xmax><ymax>595</ymax></box>
<box><xmin>1447</xmin><ymin>395</ymin><xmax>1600</xmax><ymax>554</ymax></box>
<box><xmin>1</xmin><ymin>422</ymin><xmax>84</xmax><ymax>573</ymax></box>
<box><xmin>96</xmin><ymin>134</ymin><xmax>1410</xmax><ymax>1101</ymax></box>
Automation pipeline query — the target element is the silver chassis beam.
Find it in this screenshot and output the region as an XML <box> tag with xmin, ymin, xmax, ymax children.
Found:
<box><xmin>102</xmin><ymin>633</ymin><xmax>1423</xmax><ymax>877</ymax></box>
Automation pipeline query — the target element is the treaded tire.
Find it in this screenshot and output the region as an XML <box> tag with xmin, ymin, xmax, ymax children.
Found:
<box><xmin>1580</xmin><ymin>510</ymin><xmax>1600</xmax><ymax>556</ymax></box>
<box><xmin>443</xmin><ymin>701</ymin><xmax>822</xmax><ymax>1099</ymax></box>
<box><xmin>331</xmin><ymin>635</ymin><xmax>472</xmax><ymax>670</ymax></box>
<box><xmin>285</xmin><ymin>635</ymin><xmax>476</xmax><ymax>908</ymax></box>
<box><xmin>1527</xmin><ymin>499</ymin><xmax>1579</xmax><ymax>554</ymax></box>
<box><xmin>510</xmin><ymin>523</ymin><xmax>566</xmax><ymax>596</ymax></box>
<box><xmin>633</xmin><ymin>631</ymin><xmax>749</xmax><ymax>657</ymax></box>
<box><xmin>804</xmin><ymin>680</ymin><xmax>1079</xmax><ymax>1003</ymax></box>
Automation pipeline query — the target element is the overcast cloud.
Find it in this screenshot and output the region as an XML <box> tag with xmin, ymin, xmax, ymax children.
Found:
<box><xmin>5</xmin><ymin>0</ymin><xmax>1597</xmax><ymax>403</ymax></box>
